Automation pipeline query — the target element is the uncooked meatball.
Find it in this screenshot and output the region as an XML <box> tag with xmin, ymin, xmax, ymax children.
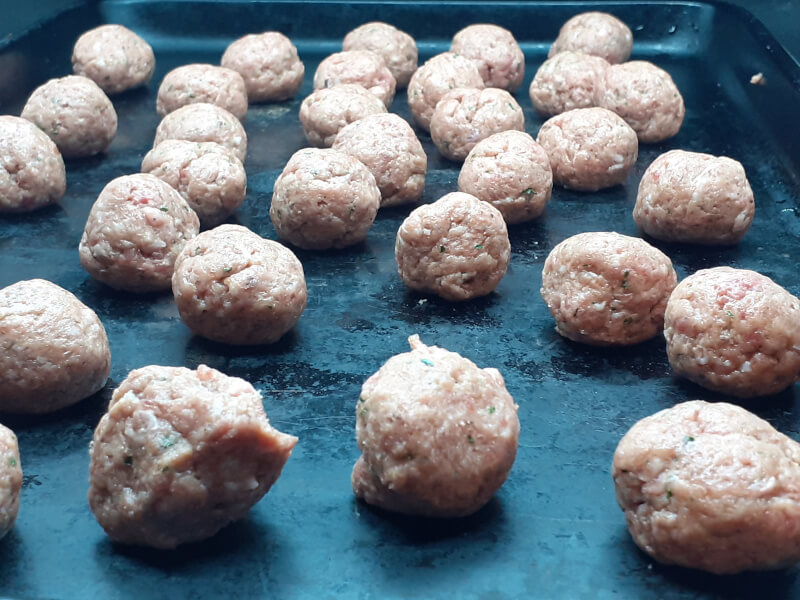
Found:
<box><xmin>529</xmin><ymin>51</ymin><xmax>609</xmax><ymax>116</ymax></box>
<box><xmin>353</xmin><ymin>335</ymin><xmax>519</xmax><ymax>517</ymax></box>
<box><xmin>79</xmin><ymin>174</ymin><xmax>200</xmax><ymax>293</ymax></box>
<box><xmin>221</xmin><ymin>32</ymin><xmax>304</xmax><ymax>102</ymax></box>
<box><xmin>541</xmin><ymin>232</ymin><xmax>677</xmax><ymax>346</ymax></box>
<box><xmin>549</xmin><ymin>12</ymin><xmax>633</xmax><ymax>64</ymax></box>
<box><xmin>299</xmin><ymin>84</ymin><xmax>387</xmax><ymax>147</ymax></box>
<box><xmin>536</xmin><ymin>107</ymin><xmax>638</xmax><ymax>191</ymax></box>
<box><xmin>0</xmin><ymin>424</ymin><xmax>21</xmax><ymax>540</ymax></box>
<box><xmin>458</xmin><ymin>130</ymin><xmax>552</xmax><ymax>224</ymax></box>
<box><xmin>0</xmin><ymin>279</ymin><xmax>110</xmax><ymax>414</ymax></box>
<box><xmin>89</xmin><ymin>364</ymin><xmax>298</xmax><ymax>549</ymax></box>
<box><xmin>71</xmin><ymin>24</ymin><xmax>155</xmax><ymax>94</ymax></box>
<box><xmin>614</xmin><ymin>400</ymin><xmax>800</xmax><ymax>574</ymax></box>
<box><xmin>395</xmin><ymin>192</ymin><xmax>510</xmax><ymax>301</ymax></box>
<box><xmin>343</xmin><ymin>22</ymin><xmax>417</xmax><ymax>88</ymax></box>
<box><xmin>153</xmin><ymin>103</ymin><xmax>247</xmax><ymax>162</ymax></box>
<box><xmin>332</xmin><ymin>113</ymin><xmax>426</xmax><ymax>207</ymax></box>
<box><xmin>450</xmin><ymin>24</ymin><xmax>525</xmax><ymax>92</ymax></box>
<box><xmin>664</xmin><ymin>266</ymin><xmax>800</xmax><ymax>398</ymax></box>
<box><xmin>313</xmin><ymin>50</ymin><xmax>396</xmax><ymax>107</ymax></box>
<box><xmin>172</xmin><ymin>225</ymin><xmax>307</xmax><ymax>345</ymax></box>
<box><xmin>21</xmin><ymin>75</ymin><xmax>117</xmax><ymax>159</ymax></box>
<box><xmin>271</xmin><ymin>148</ymin><xmax>380</xmax><ymax>249</ymax></box>
<box><xmin>156</xmin><ymin>64</ymin><xmax>248</xmax><ymax>120</ymax></box>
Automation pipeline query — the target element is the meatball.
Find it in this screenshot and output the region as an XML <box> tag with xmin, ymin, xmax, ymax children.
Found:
<box><xmin>596</xmin><ymin>61</ymin><xmax>685</xmax><ymax>143</ymax></box>
<box><xmin>353</xmin><ymin>335</ymin><xmax>519</xmax><ymax>517</ymax></box>
<box><xmin>156</xmin><ymin>64</ymin><xmax>248</xmax><ymax>120</ymax></box>
<box><xmin>21</xmin><ymin>75</ymin><xmax>117</xmax><ymax>159</ymax></box>
<box><xmin>79</xmin><ymin>174</ymin><xmax>200</xmax><ymax>293</ymax></box>
<box><xmin>332</xmin><ymin>113</ymin><xmax>426</xmax><ymax>207</ymax></box>
<box><xmin>271</xmin><ymin>148</ymin><xmax>380</xmax><ymax>249</ymax></box>
<box><xmin>541</xmin><ymin>232</ymin><xmax>677</xmax><ymax>346</ymax></box>
<box><xmin>458</xmin><ymin>131</ymin><xmax>552</xmax><ymax>224</ymax></box>
<box><xmin>313</xmin><ymin>50</ymin><xmax>396</xmax><ymax>107</ymax></box>
<box><xmin>71</xmin><ymin>24</ymin><xmax>155</xmax><ymax>94</ymax></box>
<box><xmin>0</xmin><ymin>115</ymin><xmax>65</xmax><ymax>213</ymax></box>
<box><xmin>0</xmin><ymin>279</ymin><xmax>110</xmax><ymax>414</ymax></box>
<box><xmin>172</xmin><ymin>225</ymin><xmax>307</xmax><ymax>345</ymax></box>
<box><xmin>0</xmin><ymin>424</ymin><xmax>22</xmax><ymax>540</ymax></box>
<box><xmin>299</xmin><ymin>84</ymin><xmax>387</xmax><ymax>147</ymax></box>
<box><xmin>536</xmin><ymin>107</ymin><xmax>638</xmax><ymax>191</ymax></box>
<box><xmin>221</xmin><ymin>32</ymin><xmax>304</xmax><ymax>102</ymax></box>
<box><xmin>549</xmin><ymin>12</ymin><xmax>633</xmax><ymax>64</ymax></box>
<box><xmin>153</xmin><ymin>103</ymin><xmax>247</xmax><ymax>162</ymax></box>
<box><xmin>450</xmin><ymin>24</ymin><xmax>525</xmax><ymax>92</ymax></box>
<box><xmin>88</xmin><ymin>364</ymin><xmax>298</xmax><ymax>549</ymax></box>
<box><xmin>613</xmin><ymin>400</ymin><xmax>800</xmax><ymax>574</ymax></box>
<box><xmin>407</xmin><ymin>52</ymin><xmax>485</xmax><ymax>132</ymax></box>
<box><xmin>529</xmin><ymin>51</ymin><xmax>610</xmax><ymax>117</ymax></box>
<box><xmin>664</xmin><ymin>267</ymin><xmax>800</xmax><ymax>398</ymax></box>
<box><xmin>343</xmin><ymin>22</ymin><xmax>417</xmax><ymax>88</ymax></box>
<box><xmin>395</xmin><ymin>192</ymin><xmax>510</xmax><ymax>301</ymax></box>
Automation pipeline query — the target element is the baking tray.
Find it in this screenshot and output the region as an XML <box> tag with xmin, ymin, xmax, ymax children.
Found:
<box><xmin>1</xmin><ymin>1</ymin><xmax>799</xmax><ymax>598</ymax></box>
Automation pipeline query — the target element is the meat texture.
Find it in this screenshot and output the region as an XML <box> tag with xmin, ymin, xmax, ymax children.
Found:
<box><xmin>153</xmin><ymin>103</ymin><xmax>247</xmax><ymax>162</ymax></box>
<box><xmin>221</xmin><ymin>32</ymin><xmax>304</xmax><ymax>102</ymax></box>
<box><xmin>529</xmin><ymin>51</ymin><xmax>609</xmax><ymax>117</ymax></box>
<box><xmin>71</xmin><ymin>24</ymin><xmax>155</xmax><ymax>94</ymax></box>
<box><xmin>450</xmin><ymin>24</ymin><xmax>525</xmax><ymax>92</ymax></box>
<box><xmin>549</xmin><ymin>12</ymin><xmax>633</xmax><ymax>64</ymax></box>
<box><xmin>299</xmin><ymin>84</ymin><xmax>387</xmax><ymax>147</ymax></box>
<box><xmin>0</xmin><ymin>424</ymin><xmax>22</xmax><ymax>540</ymax></box>
<box><xmin>313</xmin><ymin>50</ymin><xmax>396</xmax><ymax>107</ymax></box>
<box><xmin>343</xmin><ymin>22</ymin><xmax>417</xmax><ymax>88</ymax></box>
<box><xmin>156</xmin><ymin>64</ymin><xmax>248</xmax><ymax>120</ymax></box>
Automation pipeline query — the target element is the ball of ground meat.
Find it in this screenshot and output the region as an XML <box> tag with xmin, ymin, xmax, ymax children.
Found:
<box><xmin>271</xmin><ymin>148</ymin><xmax>380</xmax><ymax>249</ymax></box>
<box><xmin>332</xmin><ymin>113</ymin><xmax>426</xmax><ymax>207</ymax></box>
<box><xmin>71</xmin><ymin>24</ymin><xmax>155</xmax><ymax>94</ymax></box>
<box><xmin>450</xmin><ymin>24</ymin><xmax>525</xmax><ymax>92</ymax></box>
<box><xmin>0</xmin><ymin>279</ymin><xmax>110</xmax><ymax>414</ymax></box>
<box><xmin>21</xmin><ymin>75</ymin><xmax>117</xmax><ymax>159</ymax></box>
<box><xmin>88</xmin><ymin>364</ymin><xmax>297</xmax><ymax>549</ymax></box>
<box><xmin>156</xmin><ymin>64</ymin><xmax>248</xmax><ymax>120</ymax></box>
<box><xmin>313</xmin><ymin>50</ymin><xmax>396</xmax><ymax>107</ymax></box>
<box><xmin>153</xmin><ymin>103</ymin><xmax>247</xmax><ymax>162</ymax></box>
<box><xmin>407</xmin><ymin>52</ymin><xmax>485</xmax><ymax>132</ymax></box>
<box><xmin>0</xmin><ymin>424</ymin><xmax>22</xmax><ymax>540</ymax></box>
<box><xmin>172</xmin><ymin>225</ymin><xmax>307</xmax><ymax>345</ymax></box>
<box><xmin>299</xmin><ymin>84</ymin><xmax>387</xmax><ymax>147</ymax></box>
<box><xmin>221</xmin><ymin>32</ymin><xmax>304</xmax><ymax>102</ymax></box>
<box><xmin>395</xmin><ymin>192</ymin><xmax>510</xmax><ymax>301</ymax></box>
<box><xmin>664</xmin><ymin>267</ymin><xmax>800</xmax><ymax>398</ymax></box>
<box><xmin>541</xmin><ymin>232</ymin><xmax>677</xmax><ymax>346</ymax></box>
<box><xmin>549</xmin><ymin>12</ymin><xmax>633</xmax><ymax>64</ymax></box>
<box><xmin>529</xmin><ymin>51</ymin><xmax>610</xmax><ymax>117</ymax></box>
<box><xmin>141</xmin><ymin>140</ymin><xmax>246</xmax><ymax>228</ymax></box>
<box><xmin>343</xmin><ymin>22</ymin><xmax>417</xmax><ymax>89</ymax></box>
<box><xmin>596</xmin><ymin>61</ymin><xmax>685</xmax><ymax>143</ymax></box>
<box><xmin>0</xmin><ymin>115</ymin><xmax>66</xmax><ymax>213</ymax></box>
<box><xmin>536</xmin><ymin>107</ymin><xmax>638</xmax><ymax>191</ymax></box>
<box><xmin>458</xmin><ymin>131</ymin><xmax>552</xmax><ymax>224</ymax></box>
<box><xmin>353</xmin><ymin>335</ymin><xmax>519</xmax><ymax>517</ymax></box>
<box><xmin>614</xmin><ymin>400</ymin><xmax>800</xmax><ymax>574</ymax></box>
<box><xmin>79</xmin><ymin>174</ymin><xmax>200</xmax><ymax>293</ymax></box>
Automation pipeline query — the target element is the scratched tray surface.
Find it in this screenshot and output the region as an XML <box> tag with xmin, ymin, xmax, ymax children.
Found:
<box><xmin>1</xmin><ymin>2</ymin><xmax>799</xmax><ymax>599</ymax></box>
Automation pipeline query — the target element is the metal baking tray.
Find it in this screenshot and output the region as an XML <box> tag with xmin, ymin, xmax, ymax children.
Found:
<box><xmin>1</xmin><ymin>1</ymin><xmax>799</xmax><ymax>598</ymax></box>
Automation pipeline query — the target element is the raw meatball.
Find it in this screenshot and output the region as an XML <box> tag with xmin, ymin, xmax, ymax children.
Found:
<box><xmin>343</xmin><ymin>22</ymin><xmax>417</xmax><ymax>88</ymax></box>
<box><xmin>529</xmin><ymin>51</ymin><xmax>610</xmax><ymax>116</ymax></box>
<box><xmin>353</xmin><ymin>335</ymin><xmax>519</xmax><ymax>517</ymax></box>
<box><xmin>596</xmin><ymin>61</ymin><xmax>685</xmax><ymax>143</ymax></box>
<box><xmin>0</xmin><ymin>115</ymin><xmax>65</xmax><ymax>213</ymax></box>
<box><xmin>450</xmin><ymin>24</ymin><xmax>525</xmax><ymax>92</ymax></box>
<box><xmin>458</xmin><ymin>130</ymin><xmax>552</xmax><ymax>224</ymax></box>
<box><xmin>0</xmin><ymin>279</ymin><xmax>110</xmax><ymax>414</ymax></box>
<box><xmin>614</xmin><ymin>400</ymin><xmax>800</xmax><ymax>574</ymax></box>
<box><xmin>634</xmin><ymin>150</ymin><xmax>754</xmax><ymax>244</ymax></box>
<box><xmin>395</xmin><ymin>192</ymin><xmax>510</xmax><ymax>301</ymax></box>
<box><xmin>332</xmin><ymin>113</ymin><xmax>426</xmax><ymax>207</ymax></box>
<box><xmin>407</xmin><ymin>52</ymin><xmax>485</xmax><ymax>131</ymax></box>
<box><xmin>172</xmin><ymin>225</ymin><xmax>307</xmax><ymax>345</ymax></box>
<box><xmin>549</xmin><ymin>12</ymin><xmax>633</xmax><ymax>64</ymax></box>
<box><xmin>153</xmin><ymin>103</ymin><xmax>247</xmax><ymax>162</ymax></box>
<box><xmin>541</xmin><ymin>232</ymin><xmax>677</xmax><ymax>346</ymax></box>
<box><xmin>88</xmin><ymin>364</ymin><xmax>297</xmax><ymax>549</ymax></box>
<box><xmin>221</xmin><ymin>32</ymin><xmax>304</xmax><ymax>102</ymax></box>
<box><xmin>156</xmin><ymin>64</ymin><xmax>248</xmax><ymax>120</ymax></box>
<box><xmin>21</xmin><ymin>75</ymin><xmax>117</xmax><ymax>159</ymax></box>
<box><xmin>79</xmin><ymin>174</ymin><xmax>200</xmax><ymax>293</ymax></box>
<box><xmin>141</xmin><ymin>140</ymin><xmax>247</xmax><ymax>228</ymax></box>
<box><xmin>664</xmin><ymin>267</ymin><xmax>800</xmax><ymax>398</ymax></box>
<box><xmin>313</xmin><ymin>50</ymin><xmax>396</xmax><ymax>107</ymax></box>
<box><xmin>536</xmin><ymin>107</ymin><xmax>638</xmax><ymax>191</ymax></box>
<box><xmin>271</xmin><ymin>148</ymin><xmax>380</xmax><ymax>249</ymax></box>
<box><xmin>71</xmin><ymin>24</ymin><xmax>155</xmax><ymax>94</ymax></box>
<box><xmin>299</xmin><ymin>84</ymin><xmax>387</xmax><ymax>147</ymax></box>
<box><xmin>0</xmin><ymin>424</ymin><xmax>22</xmax><ymax>539</ymax></box>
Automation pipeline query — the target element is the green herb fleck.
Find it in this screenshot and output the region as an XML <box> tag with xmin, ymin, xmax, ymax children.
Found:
<box><xmin>467</xmin><ymin>434</ymin><xmax>475</xmax><ymax>444</ymax></box>
<box><xmin>124</xmin><ymin>455</ymin><xmax>133</xmax><ymax>466</ymax></box>
<box><xmin>622</xmin><ymin>271</ymin><xmax>630</xmax><ymax>289</ymax></box>
<box><xmin>420</xmin><ymin>358</ymin><xmax>434</xmax><ymax>367</ymax></box>
<box><xmin>349</xmin><ymin>204</ymin><xmax>355</xmax><ymax>215</ymax></box>
<box><xmin>160</xmin><ymin>207</ymin><xmax>169</xmax><ymax>212</ymax></box>
<box><xmin>488</xmin><ymin>406</ymin><xmax>496</xmax><ymax>414</ymax></box>
<box><xmin>440</xmin><ymin>245</ymin><xmax>446</xmax><ymax>253</ymax></box>
<box><xmin>684</xmin><ymin>435</ymin><xmax>695</xmax><ymax>443</ymax></box>
<box><xmin>358</xmin><ymin>395</ymin><xmax>366</xmax><ymax>403</ymax></box>
<box><xmin>161</xmin><ymin>436</ymin><xmax>177</xmax><ymax>449</ymax></box>
<box><xmin>623</xmin><ymin>317</ymin><xmax>634</xmax><ymax>325</ymax></box>
<box><xmin>359</xmin><ymin>406</ymin><xmax>369</xmax><ymax>418</ymax></box>
<box><xmin>475</xmin><ymin>244</ymin><xmax>484</xmax><ymax>250</ymax></box>
<box><xmin>188</xmin><ymin>92</ymin><xmax>196</xmax><ymax>99</ymax></box>
<box><xmin>162</xmin><ymin>466</ymin><xmax>170</xmax><ymax>473</ymax></box>
<box><xmin>506</xmin><ymin>102</ymin><xmax>516</xmax><ymax>111</ymax></box>
<box><xmin>726</xmin><ymin>310</ymin><xmax>734</xmax><ymax>318</ymax></box>
<box><xmin>523</xmin><ymin>188</ymin><xmax>535</xmax><ymax>196</ymax></box>
<box><xmin>193</xmin><ymin>247</ymin><xmax>205</xmax><ymax>256</ymax></box>
<box><xmin>223</xmin><ymin>266</ymin><xmax>232</xmax><ymax>273</ymax></box>
<box><xmin>666</xmin><ymin>489</ymin><xmax>673</xmax><ymax>500</ymax></box>
<box><xmin>8</xmin><ymin>457</ymin><xmax>16</xmax><ymax>467</ymax></box>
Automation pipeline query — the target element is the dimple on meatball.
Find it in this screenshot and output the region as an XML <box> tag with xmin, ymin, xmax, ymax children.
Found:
<box><xmin>353</xmin><ymin>335</ymin><xmax>520</xmax><ymax>517</ymax></box>
<box><xmin>299</xmin><ymin>84</ymin><xmax>387</xmax><ymax>147</ymax></box>
<box><xmin>88</xmin><ymin>364</ymin><xmax>298</xmax><ymax>549</ymax></box>
<box><xmin>156</xmin><ymin>64</ymin><xmax>248</xmax><ymax>120</ymax></box>
<box><xmin>71</xmin><ymin>24</ymin><xmax>155</xmax><ymax>94</ymax></box>
<box><xmin>613</xmin><ymin>400</ymin><xmax>800</xmax><ymax>574</ymax></box>
<box><xmin>664</xmin><ymin>266</ymin><xmax>800</xmax><ymax>398</ymax></box>
<box><xmin>450</xmin><ymin>24</ymin><xmax>525</xmax><ymax>92</ymax></box>
<box><xmin>153</xmin><ymin>103</ymin><xmax>247</xmax><ymax>162</ymax></box>
<box><xmin>0</xmin><ymin>279</ymin><xmax>110</xmax><ymax>414</ymax></box>
<box><xmin>21</xmin><ymin>75</ymin><xmax>117</xmax><ymax>159</ymax></box>
<box><xmin>172</xmin><ymin>225</ymin><xmax>307</xmax><ymax>345</ymax></box>
<box><xmin>313</xmin><ymin>50</ymin><xmax>396</xmax><ymax>107</ymax></box>
<box><xmin>549</xmin><ymin>12</ymin><xmax>633</xmax><ymax>64</ymax></box>
<box><xmin>343</xmin><ymin>22</ymin><xmax>417</xmax><ymax>89</ymax></box>
<box><xmin>0</xmin><ymin>424</ymin><xmax>22</xmax><ymax>540</ymax></box>
<box><xmin>536</xmin><ymin>107</ymin><xmax>638</xmax><ymax>191</ymax></box>
<box><xmin>458</xmin><ymin>130</ymin><xmax>552</xmax><ymax>224</ymax></box>
<box><xmin>221</xmin><ymin>32</ymin><xmax>304</xmax><ymax>102</ymax></box>
<box><xmin>271</xmin><ymin>148</ymin><xmax>380</xmax><ymax>249</ymax></box>
<box><xmin>395</xmin><ymin>192</ymin><xmax>510</xmax><ymax>301</ymax></box>
<box><xmin>529</xmin><ymin>51</ymin><xmax>610</xmax><ymax>117</ymax></box>
<box><xmin>79</xmin><ymin>174</ymin><xmax>200</xmax><ymax>293</ymax></box>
